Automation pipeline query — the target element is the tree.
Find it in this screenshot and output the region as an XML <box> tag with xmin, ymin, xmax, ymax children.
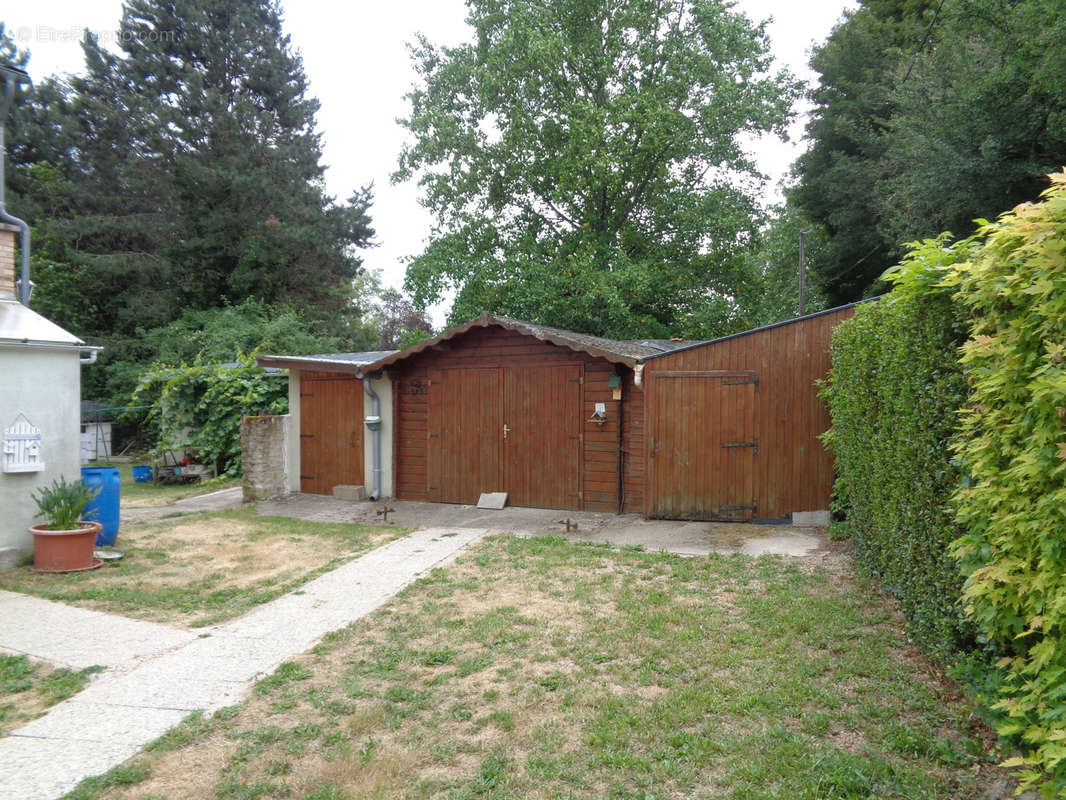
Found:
<box><xmin>4</xmin><ymin>1</ymin><xmax>378</xmax><ymax>403</ymax></box>
<box><xmin>792</xmin><ymin>0</ymin><xmax>1066</xmax><ymax>305</ymax></box>
<box><xmin>370</xmin><ymin>288</ymin><xmax>433</xmax><ymax>350</ymax></box>
<box><xmin>740</xmin><ymin>206</ymin><xmax>828</xmax><ymax>325</ymax></box>
<box><xmin>395</xmin><ymin>0</ymin><xmax>799</xmax><ymax>339</ymax></box>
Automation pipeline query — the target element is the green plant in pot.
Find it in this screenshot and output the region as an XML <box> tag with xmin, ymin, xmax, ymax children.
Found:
<box><xmin>28</xmin><ymin>477</ymin><xmax>102</xmax><ymax>573</ymax></box>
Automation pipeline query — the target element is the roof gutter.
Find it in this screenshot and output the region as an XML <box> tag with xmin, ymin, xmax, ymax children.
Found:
<box><xmin>0</xmin><ymin>66</ymin><xmax>33</xmax><ymax>306</ymax></box>
<box><xmin>0</xmin><ymin>340</ymin><xmax>102</xmax><ymax>362</ymax></box>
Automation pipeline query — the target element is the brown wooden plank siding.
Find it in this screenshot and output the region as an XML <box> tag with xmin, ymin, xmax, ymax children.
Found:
<box><xmin>642</xmin><ymin>307</ymin><xmax>853</xmax><ymax>520</ymax></box>
<box><xmin>388</xmin><ymin>327</ymin><xmax>637</xmax><ymax>511</ymax></box>
<box><xmin>620</xmin><ymin>372</ymin><xmax>645</xmax><ymax>513</ymax></box>
<box><xmin>298</xmin><ymin>371</ymin><xmax>364</xmax><ymax>495</ymax></box>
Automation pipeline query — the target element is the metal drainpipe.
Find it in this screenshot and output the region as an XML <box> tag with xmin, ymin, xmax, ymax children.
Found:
<box><xmin>363</xmin><ymin>376</ymin><xmax>382</xmax><ymax>501</ymax></box>
<box><xmin>0</xmin><ymin>68</ymin><xmax>33</xmax><ymax>306</ymax></box>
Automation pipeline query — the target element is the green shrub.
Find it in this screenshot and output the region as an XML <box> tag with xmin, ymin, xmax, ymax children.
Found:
<box><xmin>131</xmin><ymin>353</ymin><xmax>287</xmax><ymax>476</ymax></box>
<box><xmin>945</xmin><ymin>171</ymin><xmax>1066</xmax><ymax>794</ymax></box>
<box><xmin>821</xmin><ymin>235</ymin><xmax>978</xmax><ymax>658</ymax></box>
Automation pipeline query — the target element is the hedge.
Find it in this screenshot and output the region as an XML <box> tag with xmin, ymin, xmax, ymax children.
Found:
<box><xmin>821</xmin><ymin>235</ymin><xmax>978</xmax><ymax>658</ymax></box>
<box><xmin>946</xmin><ymin>172</ymin><xmax>1066</xmax><ymax>794</ymax></box>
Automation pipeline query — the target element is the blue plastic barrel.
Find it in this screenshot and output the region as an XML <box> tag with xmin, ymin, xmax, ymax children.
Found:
<box><xmin>81</xmin><ymin>466</ymin><xmax>121</xmax><ymax>546</ymax></box>
<box><xmin>132</xmin><ymin>465</ymin><xmax>153</xmax><ymax>483</ymax></box>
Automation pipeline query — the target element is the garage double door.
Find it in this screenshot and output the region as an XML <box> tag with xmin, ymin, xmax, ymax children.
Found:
<box><xmin>425</xmin><ymin>365</ymin><xmax>581</xmax><ymax>509</ymax></box>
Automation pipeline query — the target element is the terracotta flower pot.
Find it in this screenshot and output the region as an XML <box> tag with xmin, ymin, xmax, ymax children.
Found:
<box><xmin>29</xmin><ymin>522</ymin><xmax>104</xmax><ymax>573</ymax></box>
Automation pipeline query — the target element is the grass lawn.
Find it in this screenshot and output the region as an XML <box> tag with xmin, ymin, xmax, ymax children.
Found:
<box><xmin>0</xmin><ymin>508</ymin><xmax>408</xmax><ymax>628</ymax></box>
<box><xmin>65</xmin><ymin>535</ymin><xmax>1008</xmax><ymax>800</ymax></box>
<box><xmin>0</xmin><ymin>654</ymin><xmax>102</xmax><ymax>736</ymax></box>
<box><xmin>89</xmin><ymin>462</ymin><xmax>241</xmax><ymax>509</ymax></box>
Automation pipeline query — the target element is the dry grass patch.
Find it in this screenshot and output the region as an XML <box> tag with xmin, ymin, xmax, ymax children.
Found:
<box><xmin>0</xmin><ymin>507</ymin><xmax>407</xmax><ymax>627</ymax></box>
<box><xmin>67</xmin><ymin>535</ymin><xmax>1011</xmax><ymax>800</ymax></box>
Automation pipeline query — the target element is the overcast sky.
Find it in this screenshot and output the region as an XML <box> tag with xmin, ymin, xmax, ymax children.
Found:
<box><xmin>4</xmin><ymin>0</ymin><xmax>855</xmax><ymax>323</ymax></box>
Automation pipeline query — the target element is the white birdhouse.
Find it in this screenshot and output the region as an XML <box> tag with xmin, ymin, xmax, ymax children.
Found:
<box><xmin>2</xmin><ymin>414</ymin><xmax>44</xmax><ymax>473</ymax></box>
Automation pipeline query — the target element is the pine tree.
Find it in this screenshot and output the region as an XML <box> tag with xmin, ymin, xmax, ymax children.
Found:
<box><xmin>6</xmin><ymin>1</ymin><xmax>376</xmax><ymax>401</ymax></box>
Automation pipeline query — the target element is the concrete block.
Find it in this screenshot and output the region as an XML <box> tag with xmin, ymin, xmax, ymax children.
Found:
<box><xmin>477</xmin><ymin>492</ymin><xmax>508</xmax><ymax>510</ymax></box>
<box><xmin>333</xmin><ymin>485</ymin><xmax>366</xmax><ymax>502</ymax></box>
<box><xmin>792</xmin><ymin>510</ymin><xmax>830</xmax><ymax>527</ymax></box>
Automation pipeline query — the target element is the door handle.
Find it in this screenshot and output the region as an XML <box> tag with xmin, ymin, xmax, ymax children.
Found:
<box><xmin>503</xmin><ymin>424</ymin><xmax>511</xmax><ymax>439</ymax></box>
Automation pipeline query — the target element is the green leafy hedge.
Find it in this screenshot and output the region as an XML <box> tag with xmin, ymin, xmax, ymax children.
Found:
<box><xmin>821</xmin><ymin>235</ymin><xmax>978</xmax><ymax>657</ymax></box>
<box><xmin>945</xmin><ymin>172</ymin><xmax>1066</xmax><ymax>793</ymax></box>
<box><xmin>131</xmin><ymin>354</ymin><xmax>288</xmax><ymax>476</ymax></box>
<box><xmin>826</xmin><ymin>173</ymin><xmax>1066</xmax><ymax>793</ymax></box>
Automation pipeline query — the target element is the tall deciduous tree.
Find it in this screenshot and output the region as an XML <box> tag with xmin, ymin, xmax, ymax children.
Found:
<box><xmin>395</xmin><ymin>0</ymin><xmax>799</xmax><ymax>338</ymax></box>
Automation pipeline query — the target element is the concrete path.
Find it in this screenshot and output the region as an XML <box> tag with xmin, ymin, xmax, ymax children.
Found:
<box><xmin>0</xmin><ymin>526</ymin><xmax>487</xmax><ymax>800</ymax></box>
<box><xmin>0</xmin><ymin>592</ymin><xmax>197</xmax><ymax>671</ymax></box>
<box><xmin>259</xmin><ymin>495</ymin><xmax>826</xmax><ymax>558</ymax></box>
<box><xmin>121</xmin><ymin>486</ymin><xmax>245</xmax><ymax>524</ymax></box>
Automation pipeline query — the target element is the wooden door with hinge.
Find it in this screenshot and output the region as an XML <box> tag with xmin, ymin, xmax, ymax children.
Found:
<box><xmin>647</xmin><ymin>370</ymin><xmax>757</xmax><ymax>520</ymax></box>
<box><xmin>299</xmin><ymin>374</ymin><xmax>364</xmax><ymax>494</ymax></box>
<box><xmin>503</xmin><ymin>365</ymin><xmax>582</xmax><ymax>509</ymax></box>
<box><xmin>426</xmin><ymin>368</ymin><xmax>503</xmax><ymax>503</ymax></box>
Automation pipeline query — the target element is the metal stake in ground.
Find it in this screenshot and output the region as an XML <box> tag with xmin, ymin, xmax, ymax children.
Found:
<box><xmin>376</xmin><ymin>505</ymin><xmax>396</xmax><ymax>524</ymax></box>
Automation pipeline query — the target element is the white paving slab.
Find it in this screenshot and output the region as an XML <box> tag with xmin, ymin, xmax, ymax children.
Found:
<box><xmin>0</xmin><ymin>738</ymin><xmax>141</xmax><ymax>799</ymax></box>
<box><xmin>0</xmin><ymin>590</ymin><xmax>197</xmax><ymax>670</ymax></box>
<box><xmin>0</xmin><ymin>527</ymin><xmax>487</xmax><ymax>800</ymax></box>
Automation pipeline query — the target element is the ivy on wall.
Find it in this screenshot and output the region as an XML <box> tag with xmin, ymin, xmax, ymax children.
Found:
<box><xmin>131</xmin><ymin>353</ymin><xmax>287</xmax><ymax>476</ymax></box>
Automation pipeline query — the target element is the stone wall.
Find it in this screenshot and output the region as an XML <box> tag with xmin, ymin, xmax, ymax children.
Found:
<box><xmin>0</xmin><ymin>226</ymin><xmax>17</xmax><ymax>299</ymax></box>
<box><xmin>241</xmin><ymin>415</ymin><xmax>288</xmax><ymax>501</ymax></box>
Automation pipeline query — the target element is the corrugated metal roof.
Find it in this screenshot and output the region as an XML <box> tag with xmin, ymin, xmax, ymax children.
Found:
<box><xmin>256</xmin><ymin>351</ymin><xmax>398</xmax><ymax>374</ymax></box>
<box><xmin>0</xmin><ymin>298</ymin><xmax>85</xmax><ymax>347</ymax></box>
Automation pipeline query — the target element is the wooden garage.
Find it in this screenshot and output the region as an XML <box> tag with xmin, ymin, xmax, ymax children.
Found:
<box><xmin>357</xmin><ymin>306</ymin><xmax>855</xmax><ymax>519</ymax></box>
<box><xmin>254</xmin><ymin>351</ymin><xmax>398</xmax><ymax>497</ymax></box>
<box><xmin>364</xmin><ymin>315</ymin><xmax>673</xmax><ymax>513</ymax></box>
<box><xmin>262</xmin><ymin>305</ymin><xmax>856</xmax><ymax>520</ymax></box>
<box><xmin>639</xmin><ymin>304</ymin><xmax>856</xmax><ymax>521</ymax></box>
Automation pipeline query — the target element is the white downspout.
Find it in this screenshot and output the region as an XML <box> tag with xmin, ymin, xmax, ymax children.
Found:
<box><xmin>362</xmin><ymin>376</ymin><xmax>382</xmax><ymax>501</ymax></box>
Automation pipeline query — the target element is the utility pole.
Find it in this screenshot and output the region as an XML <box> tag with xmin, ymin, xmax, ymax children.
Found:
<box><xmin>797</xmin><ymin>230</ymin><xmax>808</xmax><ymax>317</ymax></box>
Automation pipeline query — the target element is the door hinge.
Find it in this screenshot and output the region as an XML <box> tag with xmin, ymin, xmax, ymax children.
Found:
<box><xmin>300</xmin><ymin>474</ymin><xmax>314</xmax><ymax>480</ymax></box>
<box><xmin>722</xmin><ymin>437</ymin><xmax>758</xmax><ymax>454</ymax></box>
<box><xmin>568</xmin><ymin>435</ymin><xmax>580</xmax><ymax>440</ymax></box>
<box><xmin>428</xmin><ymin>433</ymin><xmax>440</xmax><ymax>439</ymax></box>
<box><xmin>300</xmin><ymin>392</ymin><xmax>314</xmax><ymax>398</ymax></box>
<box><xmin>300</xmin><ymin>433</ymin><xmax>314</xmax><ymax>439</ymax></box>
<box><xmin>720</xmin><ymin>504</ymin><xmax>756</xmax><ymax>512</ymax></box>
<box><xmin>428</xmin><ymin>485</ymin><xmax>439</xmax><ymax>491</ymax></box>
<box><xmin>569</xmin><ymin>377</ymin><xmax>583</xmax><ymax>384</ymax></box>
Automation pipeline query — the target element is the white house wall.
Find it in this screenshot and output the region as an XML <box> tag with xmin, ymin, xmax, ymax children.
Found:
<box><xmin>0</xmin><ymin>347</ymin><xmax>82</xmax><ymax>564</ymax></box>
